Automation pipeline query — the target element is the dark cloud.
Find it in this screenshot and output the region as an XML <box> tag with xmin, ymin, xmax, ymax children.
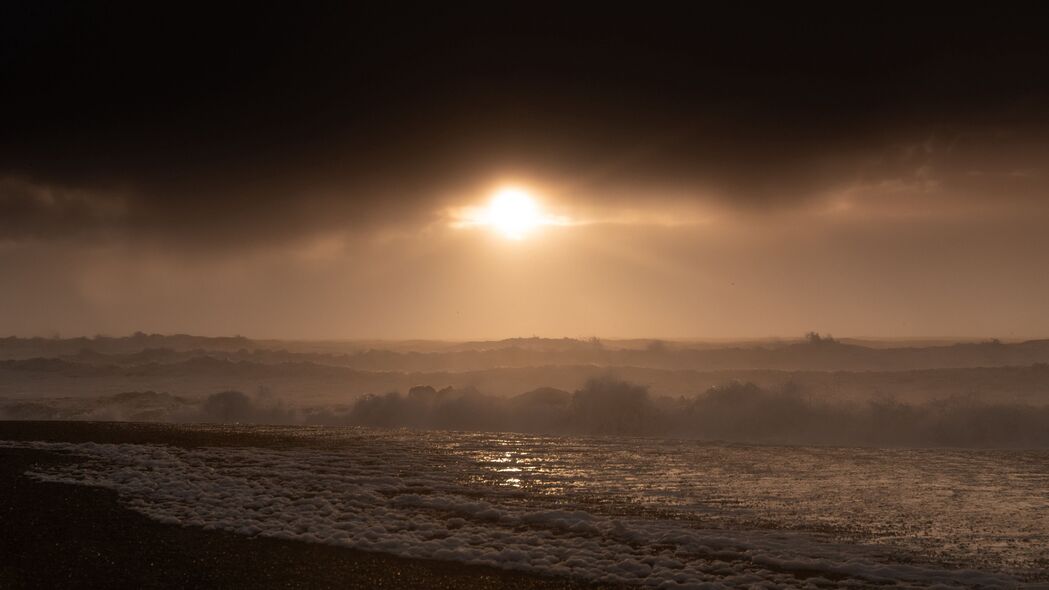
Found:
<box><xmin>2</xmin><ymin>5</ymin><xmax>1047</xmax><ymax>248</ymax></box>
<box><xmin>2</xmin><ymin>6</ymin><xmax>1049</xmax><ymax>339</ymax></box>
<box><xmin>0</xmin><ymin>177</ymin><xmax>127</xmax><ymax>241</ymax></box>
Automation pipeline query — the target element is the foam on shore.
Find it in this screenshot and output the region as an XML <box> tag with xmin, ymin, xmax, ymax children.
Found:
<box><xmin>1</xmin><ymin>437</ymin><xmax>1033</xmax><ymax>589</ymax></box>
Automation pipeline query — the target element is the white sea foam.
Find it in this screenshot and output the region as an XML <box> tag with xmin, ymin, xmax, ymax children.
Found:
<box><xmin>5</xmin><ymin>432</ymin><xmax>1044</xmax><ymax>589</ymax></box>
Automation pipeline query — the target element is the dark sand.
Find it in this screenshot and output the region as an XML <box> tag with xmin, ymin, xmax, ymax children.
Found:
<box><xmin>0</xmin><ymin>421</ymin><xmax>614</xmax><ymax>589</ymax></box>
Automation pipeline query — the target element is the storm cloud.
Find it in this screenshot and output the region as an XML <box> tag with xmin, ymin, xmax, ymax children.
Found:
<box><xmin>2</xmin><ymin>5</ymin><xmax>1047</xmax><ymax>338</ymax></box>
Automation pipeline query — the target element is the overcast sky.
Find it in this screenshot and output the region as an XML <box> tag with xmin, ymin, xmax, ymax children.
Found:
<box><xmin>2</xmin><ymin>5</ymin><xmax>1047</xmax><ymax>339</ymax></box>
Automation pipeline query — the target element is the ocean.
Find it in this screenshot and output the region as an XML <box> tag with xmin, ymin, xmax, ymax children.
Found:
<box><xmin>4</xmin><ymin>425</ymin><xmax>1048</xmax><ymax>588</ymax></box>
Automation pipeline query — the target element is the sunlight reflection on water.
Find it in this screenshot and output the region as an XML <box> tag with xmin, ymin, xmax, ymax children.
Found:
<box><xmin>49</xmin><ymin>423</ymin><xmax>1049</xmax><ymax>576</ymax></box>
<box><xmin>432</xmin><ymin>430</ymin><xmax>1049</xmax><ymax>573</ymax></box>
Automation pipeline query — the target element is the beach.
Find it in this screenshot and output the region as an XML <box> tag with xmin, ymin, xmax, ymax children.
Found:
<box><xmin>3</xmin><ymin>420</ymin><xmax>1046</xmax><ymax>588</ymax></box>
<box><xmin>0</xmin><ymin>421</ymin><xmax>608</xmax><ymax>589</ymax></box>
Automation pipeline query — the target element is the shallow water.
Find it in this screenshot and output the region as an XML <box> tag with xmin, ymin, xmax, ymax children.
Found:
<box><xmin>4</xmin><ymin>425</ymin><xmax>1048</xmax><ymax>588</ymax></box>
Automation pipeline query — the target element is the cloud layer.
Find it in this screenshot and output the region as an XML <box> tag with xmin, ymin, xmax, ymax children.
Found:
<box><xmin>2</xmin><ymin>6</ymin><xmax>1048</xmax><ymax>338</ymax></box>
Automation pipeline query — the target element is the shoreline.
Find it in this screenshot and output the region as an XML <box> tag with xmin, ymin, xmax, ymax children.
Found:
<box><xmin>0</xmin><ymin>422</ymin><xmax>613</xmax><ymax>589</ymax></box>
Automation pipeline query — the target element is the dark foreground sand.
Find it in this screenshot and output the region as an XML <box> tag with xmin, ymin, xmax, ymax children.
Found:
<box><xmin>0</xmin><ymin>421</ymin><xmax>613</xmax><ymax>589</ymax></box>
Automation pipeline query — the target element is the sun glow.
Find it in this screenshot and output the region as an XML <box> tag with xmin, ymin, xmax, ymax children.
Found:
<box><xmin>485</xmin><ymin>188</ymin><xmax>542</xmax><ymax>240</ymax></box>
<box><xmin>454</xmin><ymin>187</ymin><xmax>569</xmax><ymax>240</ymax></box>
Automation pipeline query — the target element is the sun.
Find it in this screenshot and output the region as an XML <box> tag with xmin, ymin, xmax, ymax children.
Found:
<box><xmin>484</xmin><ymin>188</ymin><xmax>543</xmax><ymax>240</ymax></box>
<box><xmin>451</xmin><ymin>186</ymin><xmax>571</xmax><ymax>240</ymax></box>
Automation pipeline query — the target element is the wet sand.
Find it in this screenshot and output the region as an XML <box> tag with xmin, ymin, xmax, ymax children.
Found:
<box><xmin>0</xmin><ymin>421</ymin><xmax>611</xmax><ymax>589</ymax></box>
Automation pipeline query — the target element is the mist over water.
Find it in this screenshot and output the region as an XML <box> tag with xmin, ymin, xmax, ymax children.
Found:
<box><xmin>4</xmin><ymin>334</ymin><xmax>1049</xmax><ymax>449</ymax></box>
<box><xmin>3</xmin><ymin>338</ymin><xmax>1049</xmax><ymax>587</ymax></box>
<box><xmin>6</xmin><ymin>377</ymin><xmax>1049</xmax><ymax>448</ymax></box>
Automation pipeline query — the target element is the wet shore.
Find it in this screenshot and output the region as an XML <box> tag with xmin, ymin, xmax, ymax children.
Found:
<box><xmin>0</xmin><ymin>421</ymin><xmax>610</xmax><ymax>589</ymax></box>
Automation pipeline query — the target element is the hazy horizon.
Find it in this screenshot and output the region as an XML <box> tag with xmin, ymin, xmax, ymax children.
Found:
<box><xmin>5</xmin><ymin>330</ymin><xmax>1048</xmax><ymax>342</ymax></box>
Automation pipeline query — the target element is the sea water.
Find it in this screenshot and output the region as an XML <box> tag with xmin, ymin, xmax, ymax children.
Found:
<box><xmin>4</xmin><ymin>425</ymin><xmax>1048</xmax><ymax>588</ymax></box>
